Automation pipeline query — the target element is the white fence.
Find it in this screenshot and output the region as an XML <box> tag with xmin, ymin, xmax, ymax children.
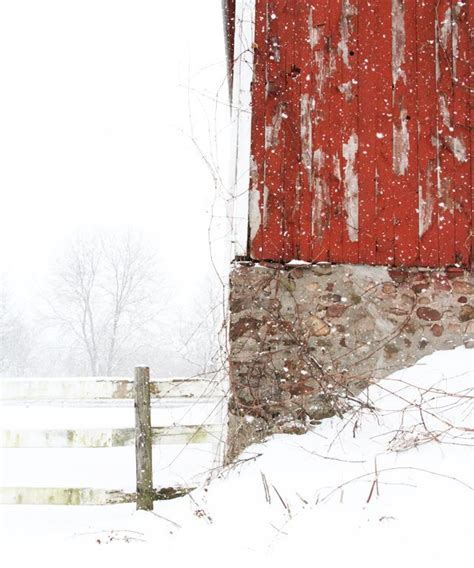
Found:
<box><xmin>0</xmin><ymin>369</ymin><xmax>227</xmax><ymax>507</ymax></box>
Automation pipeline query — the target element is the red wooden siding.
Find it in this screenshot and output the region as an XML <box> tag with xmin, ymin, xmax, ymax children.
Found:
<box><xmin>247</xmin><ymin>0</ymin><xmax>473</xmax><ymax>267</ymax></box>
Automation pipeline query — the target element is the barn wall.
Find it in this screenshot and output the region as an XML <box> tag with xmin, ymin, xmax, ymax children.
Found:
<box><xmin>248</xmin><ymin>0</ymin><xmax>472</xmax><ymax>267</ymax></box>
<box><xmin>225</xmin><ymin>2</ymin><xmax>473</xmax><ymax>459</ymax></box>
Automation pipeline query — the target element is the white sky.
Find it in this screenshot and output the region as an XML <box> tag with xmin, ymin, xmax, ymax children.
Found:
<box><xmin>0</xmin><ymin>1</ymin><xmax>231</xmax><ymax>313</ymax></box>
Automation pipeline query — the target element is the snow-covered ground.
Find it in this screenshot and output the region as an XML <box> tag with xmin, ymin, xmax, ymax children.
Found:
<box><xmin>1</xmin><ymin>347</ymin><xmax>472</xmax><ymax>568</ymax></box>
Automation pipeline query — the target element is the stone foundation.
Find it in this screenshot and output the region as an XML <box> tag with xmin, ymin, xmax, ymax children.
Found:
<box><xmin>227</xmin><ymin>262</ymin><xmax>474</xmax><ymax>461</ymax></box>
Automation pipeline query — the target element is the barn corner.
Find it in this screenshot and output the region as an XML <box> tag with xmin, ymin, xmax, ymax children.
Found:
<box><xmin>224</xmin><ymin>1</ymin><xmax>473</xmax><ymax>461</ymax></box>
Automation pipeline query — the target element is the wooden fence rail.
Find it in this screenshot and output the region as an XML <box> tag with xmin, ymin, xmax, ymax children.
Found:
<box><xmin>0</xmin><ymin>424</ymin><xmax>222</xmax><ymax>449</ymax></box>
<box><xmin>0</xmin><ymin>376</ymin><xmax>226</xmax><ymax>401</ymax></box>
<box><xmin>0</xmin><ymin>367</ymin><xmax>226</xmax><ymax>509</ymax></box>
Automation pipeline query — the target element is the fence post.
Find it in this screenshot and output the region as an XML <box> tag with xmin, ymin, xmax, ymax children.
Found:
<box><xmin>134</xmin><ymin>366</ymin><xmax>154</xmax><ymax>511</ymax></box>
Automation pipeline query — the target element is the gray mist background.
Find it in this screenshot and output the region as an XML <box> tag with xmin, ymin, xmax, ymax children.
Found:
<box><xmin>0</xmin><ymin>2</ymin><xmax>232</xmax><ymax>377</ymax></box>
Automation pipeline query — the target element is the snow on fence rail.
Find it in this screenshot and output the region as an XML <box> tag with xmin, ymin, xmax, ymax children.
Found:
<box><xmin>0</xmin><ymin>367</ymin><xmax>227</xmax><ymax>508</ymax></box>
<box><xmin>0</xmin><ymin>375</ymin><xmax>226</xmax><ymax>401</ymax></box>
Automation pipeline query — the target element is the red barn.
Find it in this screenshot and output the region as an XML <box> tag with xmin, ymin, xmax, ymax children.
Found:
<box><xmin>224</xmin><ymin>0</ymin><xmax>472</xmax><ymax>268</ymax></box>
<box><xmin>223</xmin><ymin>1</ymin><xmax>473</xmax><ymax>459</ymax></box>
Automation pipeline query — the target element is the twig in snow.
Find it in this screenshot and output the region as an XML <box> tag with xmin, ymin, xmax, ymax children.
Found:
<box><xmin>261</xmin><ymin>471</ymin><xmax>271</xmax><ymax>504</ymax></box>
<box><xmin>272</xmin><ymin>484</ymin><xmax>291</xmax><ymax>518</ymax></box>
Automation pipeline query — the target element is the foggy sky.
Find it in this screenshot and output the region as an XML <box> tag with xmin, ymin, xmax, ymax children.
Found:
<box><xmin>0</xmin><ymin>1</ymin><xmax>231</xmax><ymax>372</ymax></box>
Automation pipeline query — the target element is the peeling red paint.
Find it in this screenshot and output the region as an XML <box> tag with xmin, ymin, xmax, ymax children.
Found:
<box><xmin>245</xmin><ymin>0</ymin><xmax>472</xmax><ymax>267</ymax></box>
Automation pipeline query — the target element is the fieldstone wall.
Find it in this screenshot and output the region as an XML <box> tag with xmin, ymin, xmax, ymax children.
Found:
<box><xmin>227</xmin><ymin>262</ymin><xmax>474</xmax><ymax>461</ymax></box>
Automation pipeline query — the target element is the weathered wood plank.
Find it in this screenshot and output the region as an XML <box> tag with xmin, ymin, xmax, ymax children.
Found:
<box><xmin>0</xmin><ymin>425</ymin><xmax>223</xmax><ymax>449</ymax></box>
<box><xmin>373</xmin><ymin>0</ymin><xmax>394</xmax><ymax>265</ymax></box>
<box><xmin>392</xmin><ymin>0</ymin><xmax>419</xmax><ymax>266</ymax></box>
<box><xmin>224</xmin><ymin>0</ymin><xmax>236</xmax><ymax>96</ymax></box>
<box><xmin>417</xmin><ymin>0</ymin><xmax>440</xmax><ymax>266</ymax></box>
<box><xmin>451</xmin><ymin>0</ymin><xmax>471</xmax><ymax>266</ymax></box>
<box><xmin>308</xmin><ymin>0</ymin><xmax>332</xmax><ymax>262</ymax></box>
<box><xmin>280</xmin><ymin>0</ymin><xmax>300</xmax><ymax>260</ymax></box>
<box><xmin>0</xmin><ymin>377</ymin><xmax>226</xmax><ymax>402</ymax></box>
<box><xmin>0</xmin><ymin>486</ymin><xmax>193</xmax><ymax>506</ymax></box>
<box><xmin>249</xmin><ymin>0</ymin><xmax>267</xmax><ymax>259</ymax></box>
<box><xmin>327</xmin><ymin>0</ymin><xmax>345</xmax><ymax>263</ymax></box>
<box><xmin>134</xmin><ymin>366</ymin><xmax>153</xmax><ymax>511</ymax></box>
<box><xmin>436</xmin><ymin>0</ymin><xmax>457</xmax><ymax>266</ymax></box>
<box><xmin>229</xmin><ymin>0</ymin><xmax>256</xmax><ymax>257</ymax></box>
<box><xmin>339</xmin><ymin>0</ymin><xmax>359</xmax><ymax>264</ymax></box>
<box><xmin>297</xmin><ymin>0</ymin><xmax>315</xmax><ymax>261</ymax></box>
<box><xmin>358</xmin><ymin>0</ymin><xmax>379</xmax><ymax>264</ymax></box>
<box><xmin>470</xmin><ymin>0</ymin><xmax>474</xmax><ymax>265</ymax></box>
<box><xmin>0</xmin><ymin>487</ymin><xmax>133</xmax><ymax>506</ymax></box>
<box><xmin>261</xmin><ymin>0</ymin><xmax>286</xmax><ymax>260</ymax></box>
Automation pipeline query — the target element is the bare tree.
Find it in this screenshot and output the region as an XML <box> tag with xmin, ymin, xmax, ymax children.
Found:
<box><xmin>179</xmin><ymin>279</ymin><xmax>225</xmax><ymax>374</ymax></box>
<box><xmin>0</xmin><ymin>284</ymin><xmax>34</xmax><ymax>377</ymax></box>
<box><xmin>46</xmin><ymin>231</ymin><xmax>163</xmax><ymax>376</ymax></box>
